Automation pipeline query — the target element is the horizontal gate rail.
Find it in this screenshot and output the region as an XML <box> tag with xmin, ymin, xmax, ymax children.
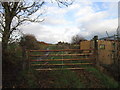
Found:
<box><xmin>35</xmin><ymin>68</ymin><xmax>85</xmax><ymax>71</ymax></box>
<box><xmin>48</xmin><ymin>45</ymin><xmax>80</xmax><ymax>46</ymax></box>
<box><xmin>30</xmin><ymin>53</ymin><xmax>93</xmax><ymax>57</ymax></box>
<box><xmin>31</xmin><ymin>63</ymin><xmax>94</xmax><ymax>66</ymax></box>
<box><xmin>28</xmin><ymin>48</ymin><xmax>95</xmax><ymax>71</ymax></box>
<box><xmin>29</xmin><ymin>49</ymin><xmax>93</xmax><ymax>52</ymax></box>
<box><xmin>31</xmin><ymin>58</ymin><xmax>94</xmax><ymax>62</ymax></box>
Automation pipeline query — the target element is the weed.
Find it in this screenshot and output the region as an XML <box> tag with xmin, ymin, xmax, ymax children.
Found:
<box><xmin>17</xmin><ymin>68</ymin><xmax>39</xmax><ymax>88</ymax></box>
<box><xmin>86</xmin><ymin>67</ymin><xmax>119</xmax><ymax>88</ymax></box>
<box><xmin>49</xmin><ymin>70</ymin><xmax>84</xmax><ymax>88</ymax></box>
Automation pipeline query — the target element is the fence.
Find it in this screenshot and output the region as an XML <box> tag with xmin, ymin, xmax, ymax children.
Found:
<box><xmin>80</xmin><ymin>36</ymin><xmax>120</xmax><ymax>65</ymax></box>
<box><xmin>27</xmin><ymin>49</ymin><xmax>95</xmax><ymax>71</ymax></box>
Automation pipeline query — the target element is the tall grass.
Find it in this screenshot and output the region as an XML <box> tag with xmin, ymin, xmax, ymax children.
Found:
<box><xmin>49</xmin><ymin>70</ymin><xmax>84</xmax><ymax>88</ymax></box>
<box><xmin>17</xmin><ymin>68</ymin><xmax>40</xmax><ymax>88</ymax></box>
<box><xmin>85</xmin><ymin>67</ymin><xmax>119</xmax><ymax>88</ymax></box>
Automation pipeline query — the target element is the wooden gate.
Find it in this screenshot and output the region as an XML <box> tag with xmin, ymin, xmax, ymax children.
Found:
<box><xmin>27</xmin><ymin>49</ymin><xmax>95</xmax><ymax>71</ymax></box>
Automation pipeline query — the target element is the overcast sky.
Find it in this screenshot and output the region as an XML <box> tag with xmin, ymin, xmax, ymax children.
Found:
<box><xmin>20</xmin><ymin>0</ymin><xmax>118</xmax><ymax>44</ymax></box>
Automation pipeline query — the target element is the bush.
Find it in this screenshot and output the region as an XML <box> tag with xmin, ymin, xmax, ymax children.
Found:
<box><xmin>20</xmin><ymin>34</ymin><xmax>40</xmax><ymax>50</ymax></box>
<box><xmin>17</xmin><ymin>68</ymin><xmax>39</xmax><ymax>88</ymax></box>
<box><xmin>2</xmin><ymin>43</ymin><xmax>23</xmax><ymax>88</ymax></box>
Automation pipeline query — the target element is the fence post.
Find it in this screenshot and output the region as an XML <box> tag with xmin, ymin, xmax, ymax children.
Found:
<box><xmin>22</xmin><ymin>46</ymin><xmax>26</xmax><ymax>70</ymax></box>
<box><xmin>28</xmin><ymin>50</ymin><xmax>30</xmax><ymax>71</ymax></box>
<box><xmin>26</xmin><ymin>49</ymin><xmax>30</xmax><ymax>70</ymax></box>
<box><xmin>93</xmin><ymin>36</ymin><xmax>99</xmax><ymax>66</ymax></box>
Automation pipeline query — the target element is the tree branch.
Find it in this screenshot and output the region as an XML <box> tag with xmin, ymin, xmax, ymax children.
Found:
<box><xmin>55</xmin><ymin>0</ymin><xmax>74</xmax><ymax>7</ymax></box>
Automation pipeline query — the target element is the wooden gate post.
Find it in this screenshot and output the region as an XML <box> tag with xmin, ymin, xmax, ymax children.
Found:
<box><xmin>28</xmin><ymin>50</ymin><xmax>30</xmax><ymax>70</ymax></box>
<box><xmin>93</xmin><ymin>36</ymin><xmax>99</xmax><ymax>65</ymax></box>
<box><xmin>25</xmin><ymin>49</ymin><xmax>30</xmax><ymax>70</ymax></box>
<box><xmin>22</xmin><ymin>46</ymin><xmax>26</xmax><ymax>70</ymax></box>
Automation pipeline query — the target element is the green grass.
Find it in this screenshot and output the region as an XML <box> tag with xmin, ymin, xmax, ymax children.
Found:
<box><xmin>49</xmin><ymin>70</ymin><xmax>84</xmax><ymax>88</ymax></box>
<box><xmin>85</xmin><ymin>67</ymin><xmax>119</xmax><ymax>88</ymax></box>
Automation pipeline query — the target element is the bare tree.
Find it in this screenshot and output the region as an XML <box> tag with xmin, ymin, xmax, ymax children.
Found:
<box><xmin>0</xmin><ymin>1</ymin><xmax>45</xmax><ymax>53</ymax></box>
<box><xmin>71</xmin><ymin>34</ymin><xmax>86</xmax><ymax>44</ymax></box>
<box><xmin>0</xmin><ymin>0</ymin><xmax>74</xmax><ymax>88</ymax></box>
<box><xmin>0</xmin><ymin>0</ymin><xmax>73</xmax><ymax>56</ymax></box>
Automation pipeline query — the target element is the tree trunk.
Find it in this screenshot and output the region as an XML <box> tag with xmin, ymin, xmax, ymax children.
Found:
<box><xmin>2</xmin><ymin>20</ymin><xmax>12</xmax><ymax>57</ymax></box>
<box><xmin>2</xmin><ymin>3</ymin><xmax>13</xmax><ymax>73</ymax></box>
<box><xmin>2</xmin><ymin>22</ymin><xmax>12</xmax><ymax>72</ymax></box>
<box><xmin>2</xmin><ymin>2</ymin><xmax>13</xmax><ymax>59</ymax></box>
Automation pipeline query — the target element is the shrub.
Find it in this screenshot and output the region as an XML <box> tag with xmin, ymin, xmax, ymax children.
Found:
<box><xmin>2</xmin><ymin>43</ymin><xmax>23</xmax><ymax>88</ymax></box>
<box><xmin>17</xmin><ymin>68</ymin><xmax>39</xmax><ymax>88</ymax></box>
<box><xmin>20</xmin><ymin>34</ymin><xmax>40</xmax><ymax>50</ymax></box>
